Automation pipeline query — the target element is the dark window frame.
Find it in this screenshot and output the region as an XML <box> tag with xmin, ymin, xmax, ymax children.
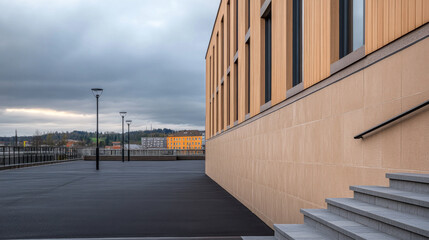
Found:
<box><xmin>235</xmin><ymin>0</ymin><xmax>239</xmax><ymax>52</ymax></box>
<box><xmin>339</xmin><ymin>0</ymin><xmax>352</xmax><ymax>58</ymax></box>
<box><xmin>247</xmin><ymin>0</ymin><xmax>251</xmax><ymax>30</ymax></box>
<box><xmin>221</xmin><ymin>82</ymin><xmax>224</xmax><ymax>130</ymax></box>
<box><xmin>226</xmin><ymin>75</ymin><xmax>230</xmax><ymax>126</ymax></box>
<box><xmin>246</xmin><ymin>41</ymin><xmax>251</xmax><ymax>114</ymax></box>
<box><xmin>221</xmin><ymin>17</ymin><xmax>224</xmax><ymax>77</ymax></box>
<box><xmin>292</xmin><ymin>0</ymin><xmax>302</xmax><ymax>87</ymax></box>
<box><xmin>264</xmin><ymin>12</ymin><xmax>272</xmax><ymax>104</ymax></box>
<box><xmin>227</xmin><ymin>1</ymin><xmax>231</xmax><ymax>66</ymax></box>
<box><xmin>234</xmin><ymin>62</ymin><xmax>239</xmax><ymax>121</ymax></box>
<box><xmin>339</xmin><ymin>0</ymin><xmax>365</xmax><ymax>58</ymax></box>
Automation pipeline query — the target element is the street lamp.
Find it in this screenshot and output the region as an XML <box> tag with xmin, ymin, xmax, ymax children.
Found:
<box><xmin>119</xmin><ymin>112</ymin><xmax>127</xmax><ymax>162</ymax></box>
<box><xmin>126</xmin><ymin>120</ymin><xmax>132</xmax><ymax>162</ymax></box>
<box><xmin>91</xmin><ymin>88</ymin><xmax>103</xmax><ymax>170</ymax></box>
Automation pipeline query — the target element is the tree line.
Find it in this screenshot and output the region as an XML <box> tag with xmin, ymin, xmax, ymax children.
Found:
<box><xmin>0</xmin><ymin>129</ymin><xmax>175</xmax><ymax>147</ymax></box>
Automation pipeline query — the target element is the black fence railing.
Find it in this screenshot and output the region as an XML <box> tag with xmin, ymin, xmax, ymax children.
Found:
<box><xmin>0</xmin><ymin>146</ymin><xmax>79</xmax><ymax>167</ymax></box>
<box><xmin>82</xmin><ymin>149</ymin><xmax>205</xmax><ymax>157</ymax></box>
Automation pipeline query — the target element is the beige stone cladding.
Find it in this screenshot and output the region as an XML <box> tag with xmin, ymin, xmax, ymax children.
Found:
<box><xmin>205</xmin><ymin>38</ymin><xmax>429</xmax><ymax>228</ymax></box>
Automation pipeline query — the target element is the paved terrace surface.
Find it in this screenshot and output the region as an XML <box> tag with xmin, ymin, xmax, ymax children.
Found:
<box><xmin>0</xmin><ymin>160</ymin><xmax>273</xmax><ymax>239</ymax></box>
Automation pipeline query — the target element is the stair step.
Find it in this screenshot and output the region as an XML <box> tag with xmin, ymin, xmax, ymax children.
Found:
<box><xmin>387</xmin><ymin>173</ymin><xmax>429</xmax><ymax>184</ymax></box>
<box><xmin>241</xmin><ymin>237</ymin><xmax>276</xmax><ymax>240</ymax></box>
<box><xmin>274</xmin><ymin>224</ymin><xmax>330</xmax><ymax>240</ymax></box>
<box><xmin>387</xmin><ymin>173</ymin><xmax>429</xmax><ymax>194</ymax></box>
<box><xmin>351</xmin><ymin>185</ymin><xmax>429</xmax><ymax>208</ymax></box>
<box><xmin>301</xmin><ymin>209</ymin><xmax>399</xmax><ymax>240</ymax></box>
<box><xmin>351</xmin><ymin>185</ymin><xmax>429</xmax><ymax>218</ymax></box>
<box><xmin>326</xmin><ymin>198</ymin><xmax>429</xmax><ymax>238</ymax></box>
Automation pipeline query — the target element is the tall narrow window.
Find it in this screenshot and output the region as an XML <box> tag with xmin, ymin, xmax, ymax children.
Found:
<box><xmin>221</xmin><ymin>83</ymin><xmax>224</xmax><ymax>129</ymax></box>
<box><xmin>226</xmin><ymin>75</ymin><xmax>230</xmax><ymax>126</ymax></box>
<box><xmin>211</xmin><ymin>49</ymin><xmax>214</xmax><ymax>135</ymax></box>
<box><xmin>216</xmin><ymin>92</ymin><xmax>219</xmax><ymax>133</ymax></box>
<box><xmin>264</xmin><ymin>12</ymin><xmax>272</xmax><ymax>104</ymax></box>
<box><xmin>245</xmin><ymin>42</ymin><xmax>251</xmax><ymax>114</ymax></box>
<box><xmin>216</xmin><ymin>33</ymin><xmax>219</xmax><ymax>85</ymax></box>
<box><xmin>213</xmin><ymin>97</ymin><xmax>215</xmax><ymax>135</ymax></box>
<box><xmin>339</xmin><ymin>0</ymin><xmax>364</xmax><ymax>58</ymax></box>
<box><xmin>235</xmin><ymin>0</ymin><xmax>239</xmax><ymax>52</ymax></box>
<box><xmin>227</xmin><ymin>2</ymin><xmax>231</xmax><ymax>66</ymax></box>
<box><xmin>209</xmin><ymin>56</ymin><xmax>212</xmax><ymax>135</ymax></box>
<box><xmin>234</xmin><ymin>62</ymin><xmax>238</xmax><ymax>122</ymax></box>
<box><xmin>221</xmin><ymin>18</ymin><xmax>224</xmax><ymax>77</ymax></box>
<box><xmin>247</xmin><ymin>0</ymin><xmax>251</xmax><ymax>30</ymax></box>
<box><xmin>352</xmin><ymin>0</ymin><xmax>364</xmax><ymax>51</ymax></box>
<box><xmin>292</xmin><ymin>0</ymin><xmax>302</xmax><ymax>86</ymax></box>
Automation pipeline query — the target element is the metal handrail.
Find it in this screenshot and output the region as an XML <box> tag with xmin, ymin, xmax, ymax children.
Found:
<box><xmin>354</xmin><ymin>100</ymin><xmax>429</xmax><ymax>139</ymax></box>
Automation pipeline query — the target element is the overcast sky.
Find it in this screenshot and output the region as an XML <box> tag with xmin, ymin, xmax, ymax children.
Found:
<box><xmin>0</xmin><ymin>0</ymin><xmax>219</xmax><ymax>136</ymax></box>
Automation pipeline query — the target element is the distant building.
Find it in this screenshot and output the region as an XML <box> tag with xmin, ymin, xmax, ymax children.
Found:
<box><xmin>66</xmin><ymin>140</ymin><xmax>80</xmax><ymax>148</ymax></box>
<box><xmin>141</xmin><ymin>137</ymin><xmax>167</xmax><ymax>149</ymax></box>
<box><xmin>167</xmin><ymin>130</ymin><xmax>203</xmax><ymax>150</ymax></box>
<box><xmin>125</xmin><ymin>144</ymin><xmax>142</xmax><ymax>150</ymax></box>
<box><xmin>105</xmin><ymin>141</ymin><xmax>121</xmax><ymax>150</ymax></box>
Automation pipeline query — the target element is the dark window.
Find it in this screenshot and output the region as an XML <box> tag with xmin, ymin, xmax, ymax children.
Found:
<box><xmin>235</xmin><ymin>0</ymin><xmax>239</xmax><ymax>51</ymax></box>
<box><xmin>211</xmin><ymin>99</ymin><xmax>214</xmax><ymax>136</ymax></box>
<box><xmin>292</xmin><ymin>0</ymin><xmax>302</xmax><ymax>87</ymax></box>
<box><xmin>246</xmin><ymin>42</ymin><xmax>250</xmax><ymax>114</ymax></box>
<box><xmin>221</xmin><ymin>83</ymin><xmax>224</xmax><ymax>129</ymax></box>
<box><xmin>216</xmin><ymin>33</ymin><xmax>219</xmax><ymax>85</ymax></box>
<box><xmin>227</xmin><ymin>2</ymin><xmax>231</xmax><ymax>66</ymax></box>
<box><xmin>247</xmin><ymin>0</ymin><xmax>251</xmax><ymax>30</ymax></box>
<box><xmin>339</xmin><ymin>0</ymin><xmax>364</xmax><ymax>58</ymax></box>
<box><xmin>216</xmin><ymin>92</ymin><xmax>219</xmax><ymax>133</ymax></box>
<box><xmin>209</xmin><ymin>56</ymin><xmax>212</xmax><ymax>134</ymax></box>
<box><xmin>212</xmin><ymin>47</ymin><xmax>215</xmax><ymax>95</ymax></box>
<box><xmin>221</xmin><ymin>18</ymin><xmax>224</xmax><ymax>77</ymax></box>
<box><xmin>339</xmin><ymin>0</ymin><xmax>351</xmax><ymax>58</ymax></box>
<box><xmin>264</xmin><ymin>13</ymin><xmax>272</xmax><ymax>103</ymax></box>
<box><xmin>226</xmin><ymin>75</ymin><xmax>230</xmax><ymax>125</ymax></box>
<box><xmin>234</xmin><ymin>62</ymin><xmax>238</xmax><ymax>121</ymax></box>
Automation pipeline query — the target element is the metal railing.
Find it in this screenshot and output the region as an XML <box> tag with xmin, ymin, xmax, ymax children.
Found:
<box><xmin>355</xmin><ymin>100</ymin><xmax>429</xmax><ymax>139</ymax></box>
<box><xmin>0</xmin><ymin>146</ymin><xmax>80</xmax><ymax>167</ymax></box>
<box><xmin>82</xmin><ymin>148</ymin><xmax>205</xmax><ymax>157</ymax></box>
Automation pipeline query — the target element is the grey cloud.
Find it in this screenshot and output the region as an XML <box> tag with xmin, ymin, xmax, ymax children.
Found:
<box><xmin>0</xmin><ymin>0</ymin><xmax>219</xmax><ymax>136</ymax></box>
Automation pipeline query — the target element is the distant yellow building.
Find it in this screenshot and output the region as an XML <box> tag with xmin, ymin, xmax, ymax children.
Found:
<box><xmin>167</xmin><ymin>130</ymin><xmax>203</xmax><ymax>150</ymax></box>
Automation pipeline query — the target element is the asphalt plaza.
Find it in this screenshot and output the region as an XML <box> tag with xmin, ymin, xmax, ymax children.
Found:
<box><xmin>0</xmin><ymin>160</ymin><xmax>273</xmax><ymax>239</ymax></box>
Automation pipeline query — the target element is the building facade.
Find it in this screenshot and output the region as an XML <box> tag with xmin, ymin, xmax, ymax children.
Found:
<box><xmin>105</xmin><ymin>141</ymin><xmax>121</xmax><ymax>150</ymax></box>
<box><xmin>167</xmin><ymin>130</ymin><xmax>204</xmax><ymax>150</ymax></box>
<box><xmin>141</xmin><ymin>137</ymin><xmax>167</xmax><ymax>149</ymax></box>
<box><xmin>205</xmin><ymin>0</ymin><xmax>429</xmax><ymax>228</ymax></box>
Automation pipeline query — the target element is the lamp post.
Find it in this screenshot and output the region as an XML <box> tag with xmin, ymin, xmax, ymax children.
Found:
<box><xmin>119</xmin><ymin>112</ymin><xmax>127</xmax><ymax>162</ymax></box>
<box><xmin>91</xmin><ymin>88</ymin><xmax>103</xmax><ymax>170</ymax></box>
<box><xmin>126</xmin><ymin>120</ymin><xmax>132</xmax><ymax>162</ymax></box>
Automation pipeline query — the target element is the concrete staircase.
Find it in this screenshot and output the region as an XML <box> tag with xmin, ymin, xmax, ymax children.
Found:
<box><xmin>273</xmin><ymin>173</ymin><xmax>429</xmax><ymax>240</ymax></box>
